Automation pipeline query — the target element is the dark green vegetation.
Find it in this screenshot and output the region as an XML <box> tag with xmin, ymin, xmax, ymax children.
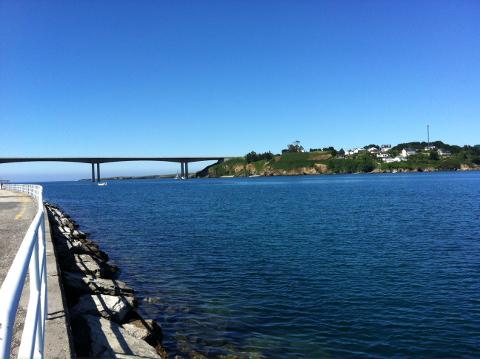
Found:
<box><xmin>206</xmin><ymin>141</ymin><xmax>480</xmax><ymax>177</ymax></box>
<box><xmin>245</xmin><ymin>151</ymin><xmax>274</xmax><ymax>163</ymax></box>
<box><xmin>327</xmin><ymin>152</ymin><xmax>376</xmax><ymax>173</ymax></box>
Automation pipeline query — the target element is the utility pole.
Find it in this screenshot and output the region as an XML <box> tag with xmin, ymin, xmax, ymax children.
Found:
<box><xmin>427</xmin><ymin>124</ymin><xmax>430</xmax><ymax>148</ymax></box>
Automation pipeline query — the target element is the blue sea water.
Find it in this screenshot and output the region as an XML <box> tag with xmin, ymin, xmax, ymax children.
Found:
<box><xmin>42</xmin><ymin>172</ymin><xmax>480</xmax><ymax>358</ymax></box>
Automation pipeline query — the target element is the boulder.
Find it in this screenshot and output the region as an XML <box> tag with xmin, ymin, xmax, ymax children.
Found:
<box><xmin>52</xmin><ymin>208</ymin><xmax>63</xmax><ymax>218</ymax></box>
<box><xmin>123</xmin><ymin>319</ymin><xmax>163</xmax><ymax>346</ymax></box>
<box><xmin>70</xmin><ymin>240</ymin><xmax>109</xmax><ymax>261</ymax></box>
<box><xmin>63</xmin><ymin>271</ymin><xmax>134</xmax><ymax>297</ymax></box>
<box><xmin>73</xmin><ymin>314</ymin><xmax>162</xmax><ymax>358</ymax></box>
<box><xmin>72</xmin><ymin>229</ymin><xmax>87</xmax><ymax>239</ymax></box>
<box><xmin>62</xmin><ymin>225</ymin><xmax>72</xmax><ymax>234</ymax></box>
<box><xmin>70</xmin><ymin>294</ymin><xmax>135</xmax><ymax>322</ymax></box>
<box><xmin>73</xmin><ymin>254</ymin><xmax>118</xmax><ymax>278</ymax></box>
<box><xmin>56</xmin><ymin>225</ymin><xmax>69</xmax><ymax>236</ymax></box>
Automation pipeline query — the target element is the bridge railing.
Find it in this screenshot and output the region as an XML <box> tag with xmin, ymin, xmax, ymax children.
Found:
<box><xmin>0</xmin><ymin>184</ymin><xmax>47</xmax><ymax>359</ymax></box>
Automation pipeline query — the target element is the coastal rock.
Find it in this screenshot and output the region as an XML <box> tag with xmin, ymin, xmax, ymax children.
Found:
<box><xmin>123</xmin><ymin>319</ymin><xmax>163</xmax><ymax>347</ymax></box>
<box><xmin>72</xmin><ymin>254</ymin><xmax>118</xmax><ymax>278</ymax></box>
<box><xmin>70</xmin><ymin>239</ymin><xmax>109</xmax><ymax>261</ymax></box>
<box><xmin>74</xmin><ymin>314</ymin><xmax>162</xmax><ymax>358</ymax></box>
<box><xmin>62</xmin><ymin>225</ymin><xmax>72</xmax><ymax>234</ymax></box>
<box><xmin>70</xmin><ymin>294</ymin><xmax>136</xmax><ymax>322</ymax></box>
<box><xmin>313</xmin><ymin>163</ymin><xmax>328</xmax><ymax>173</ymax></box>
<box><xmin>60</xmin><ymin>217</ymin><xmax>71</xmax><ymax>226</ymax></box>
<box><xmin>55</xmin><ymin>226</ymin><xmax>70</xmax><ymax>239</ymax></box>
<box><xmin>53</xmin><ymin>209</ymin><xmax>64</xmax><ymax>219</ymax></box>
<box><xmin>63</xmin><ymin>271</ymin><xmax>134</xmax><ymax>297</ymax></box>
<box><xmin>72</xmin><ymin>229</ymin><xmax>87</xmax><ymax>239</ymax></box>
<box><xmin>78</xmin><ymin>238</ymin><xmax>100</xmax><ymax>250</ymax></box>
<box><xmin>47</xmin><ymin>203</ymin><xmax>168</xmax><ymax>358</ymax></box>
<box><xmin>190</xmin><ymin>350</ymin><xmax>209</xmax><ymax>359</ymax></box>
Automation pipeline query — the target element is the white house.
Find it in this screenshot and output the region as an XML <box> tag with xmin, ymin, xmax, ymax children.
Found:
<box><xmin>380</xmin><ymin>144</ymin><xmax>392</xmax><ymax>153</ymax></box>
<box><xmin>424</xmin><ymin>145</ymin><xmax>436</xmax><ymax>151</ymax></box>
<box><xmin>401</xmin><ymin>148</ymin><xmax>416</xmax><ymax>157</ymax></box>
<box><xmin>367</xmin><ymin>147</ymin><xmax>379</xmax><ymax>154</ymax></box>
<box><xmin>384</xmin><ymin>156</ymin><xmax>403</xmax><ymax>163</ymax></box>
<box><xmin>438</xmin><ymin>148</ymin><xmax>451</xmax><ymax>157</ymax></box>
<box><xmin>376</xmin><ymin>153</ymin><xmax>390</xmax><ymax>159</ymax></box>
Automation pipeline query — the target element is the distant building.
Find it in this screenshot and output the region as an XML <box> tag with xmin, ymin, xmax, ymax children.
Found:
<box><xmin>367</xmin><ymin>147</ymin><xmax>379</xmax><ymax>154</ymax></box>
<box><xmin>424</xmin><ymin>145</ymin><xmax>436</xmax><ymax>151</ymax></box>
<box><xmin>384</xmin><ymin>156</ymin><xmax>403</xmax><ymax>163</ymax></box>
<box><xmin>401</xmin><ymin>148</ymin><xmax>416</xmax><ymax>157</ymax></box>
<box><xmin>376</xmin><ymin>153</ymin><xmax>390</xmax><ymax>159</ymax></box>
<box><xmin>380</xmin><ymin>144</ymin><xmax>392</xmax><ymax>153</ymax></box>
<box><xmin>438</xmin><ymin>148</ymin><xmax>451</xmax><ymax>157</ymax></box>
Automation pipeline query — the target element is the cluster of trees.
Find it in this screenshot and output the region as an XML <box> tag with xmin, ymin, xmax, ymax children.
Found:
<box><xmin>327</xmin><ymin>152</ymin><xmax>376</xmax><ymax>173</ymax></box>
<box><xmin>245</xmin><ymin>151</ymin><xmax>274</xmax><ymax>163</ymax></box>
<box><xmin>283</xmin><ymin>140</ymin><xmax>305</xmax><ymax>153</ymax></box>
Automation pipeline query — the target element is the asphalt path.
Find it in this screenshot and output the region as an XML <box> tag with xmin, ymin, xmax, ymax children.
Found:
<box><xmin>0</xmin><ymin>190</ymin><xmax>36</xmax><ymax>286</ymax></box>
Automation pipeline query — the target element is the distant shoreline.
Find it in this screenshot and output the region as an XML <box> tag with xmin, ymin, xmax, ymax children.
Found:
<box><xmin>78</xmin><ymin>167</ymin><xmax>479</xmax><ymax>182</ymax></box>
<box><xmin>79</xmin><ymin>174</ymin><xmax>178</xmax><ymax>181</ymax></box>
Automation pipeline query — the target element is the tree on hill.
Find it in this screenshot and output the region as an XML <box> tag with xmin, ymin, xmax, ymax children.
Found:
<box><xmin>284</xmin><ymin>140</ymin><xmax>304</xmax><ymax>153</ymax></box>
<box><xmin>322</xmin><ymin>146</ymin><xmax>337</xmax><ymax>156</ymax></box>
<box><xmin>245</xmin><ymin>151</ymin><xmax>274</xmax><ymax>163</ymax></box>
<box><xmin>429</xmin><ymin>151</ymin><xmax>439</xmax><ymax>161</ymax></box>
<box><xmin>391</xmin><ymin>141</ymin><xmax>461</xmax><ymax>154</ymax></box>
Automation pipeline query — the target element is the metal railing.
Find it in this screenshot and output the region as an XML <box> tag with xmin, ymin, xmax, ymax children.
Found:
<box><xmin>0</xmin><ymin>184</ymin><xmax>47</xmax><ymax>359</ymax></box>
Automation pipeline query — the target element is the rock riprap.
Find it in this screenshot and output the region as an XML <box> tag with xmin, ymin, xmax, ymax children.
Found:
<box><xmin>45</xmin><ymin>203</ymin><xmax>168</xmax><ymax>358</ymax></box>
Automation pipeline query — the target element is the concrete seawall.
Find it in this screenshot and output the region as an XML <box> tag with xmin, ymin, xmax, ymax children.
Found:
<box><xmin>43</xmin><ymin>204</ymin><xmax>75</xmax><ymax>358</ymax></box>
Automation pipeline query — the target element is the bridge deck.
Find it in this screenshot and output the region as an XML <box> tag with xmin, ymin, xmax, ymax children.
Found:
<box><xmin>0</xmin><ymin>156</ymin><xmax>228</xmax><ymax>164</ymax></box>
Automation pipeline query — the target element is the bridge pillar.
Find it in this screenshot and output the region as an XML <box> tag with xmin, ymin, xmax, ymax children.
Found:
<box><xmin>185</xmin><ymin>162</ymin><xmax>189</xmax><ymax>179</ymax></box>
<box><xmin>96</xmin><ymin>163</ymin><xmax>101</xmax><ymax>182</ymax></box>
<box><xmin>180</xmin><ymin>162</ymin><xmax>185</xmax><ymax>178</ymax></box>
<box><xmin>91</xmin><ymin>163</ymin><xmax>95</xmax><ymax>182</ymax></box>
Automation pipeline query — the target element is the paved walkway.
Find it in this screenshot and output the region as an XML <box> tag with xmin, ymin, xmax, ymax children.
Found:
<box><xmin>0</xmin><ymin>190</ymin><xmax>37</xmax><ymax>285</ymax></box>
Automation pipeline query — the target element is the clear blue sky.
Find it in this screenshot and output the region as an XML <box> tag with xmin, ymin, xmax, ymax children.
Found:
<box><xmin>1</xmin><ymin>0</ymin><xmax>479</xmax><ymax>180</ymax></box>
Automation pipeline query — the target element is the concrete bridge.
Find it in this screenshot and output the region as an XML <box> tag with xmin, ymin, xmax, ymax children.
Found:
<box><xmin>0</xmin><ymin>157</ymin><xmax>228</xmax><ymax>181</ymax></box>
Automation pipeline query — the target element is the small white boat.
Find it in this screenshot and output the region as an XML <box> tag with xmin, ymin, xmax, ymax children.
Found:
<box><xmin>249</xmin><ymin>174</ymin><xmax>261</xmax><ymax>178</ymax></box>
<box><xmin>97</xmin><ymin>182</ymin><xmax>108</xmax><ymax>186</ymax></box>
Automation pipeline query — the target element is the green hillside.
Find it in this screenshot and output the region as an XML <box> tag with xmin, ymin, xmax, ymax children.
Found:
<box><xmin>203</xmin><ymin>143</ymin><xmax>480</xmax><ymax>177</ymax></box>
